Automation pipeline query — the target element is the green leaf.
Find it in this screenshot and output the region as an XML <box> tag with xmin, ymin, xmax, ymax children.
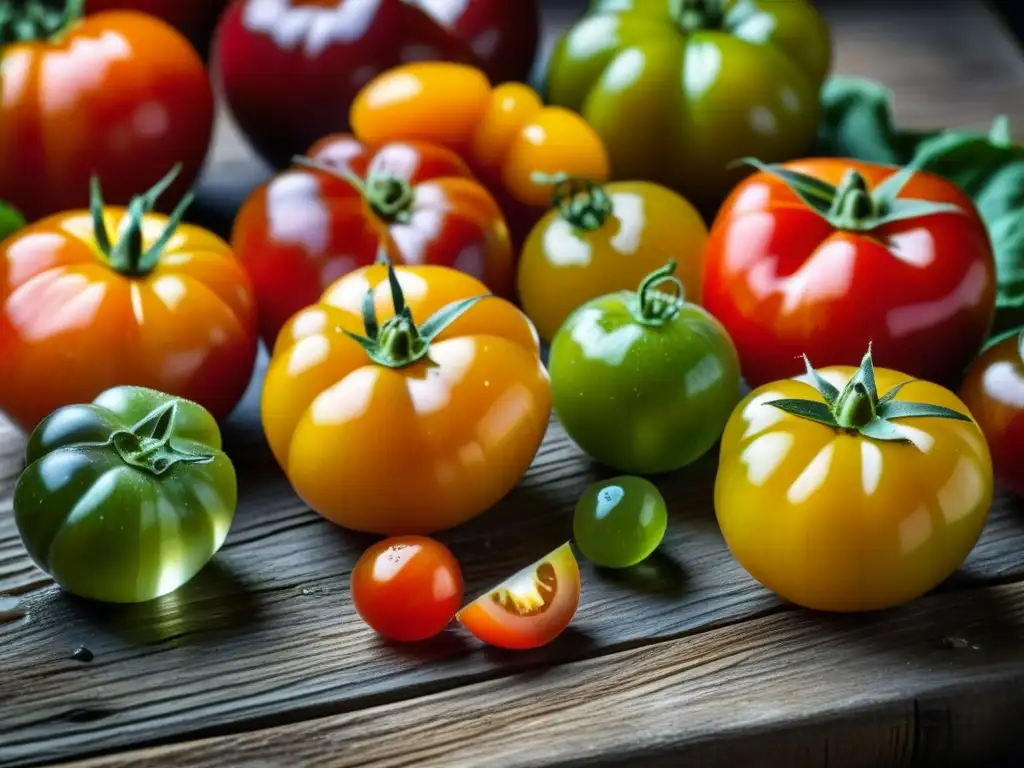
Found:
<box><xmin>419</xmin><ymin>295</ymin><xmax>491</xmax><ymax>343</ymax></box>
<box><xmin>876</xmin><ymin>380</ymin><xmax>911</xmax><ymax>407</ymax></box>
<box><xmin>816</xmin><ymin>77</ymin><xmax>925</xmax><ymax>165</ymax></box>
<box><xmin>858</xmin><ymin>418</ymin><xmax>912</xmax><ymax>443</ymax></box>
<box><xmin>876</xmin><ymin>401</ymin><xmax>972</xmax><ymax>422</ymax></box>
<box><xmin>873</xmin><ymin>198</ymin><xmax>964</xmax><ymax>226</ymax></box>
<box><xmin>386</xmin><ymin>261</ymin><xmax>406</xmax><ymax>317</ymax></box>
<box><xmin>801</xmin><ymin>354</ymin><xmax>839</xmax><ymax>406</ymax></box>
<box><xmin>0</xmin><ymin>200</ymin><xmax>25</xmax><ymax>242</ymax></box>
<box><xmin>765</xmin><ymin>399</ymin><xmax>839</xmax><ymax>428</ymax></box>
<box><xmin>362</xmin><ymin>286</ymin><xmax>379</xmax><ymax>341</ymax></box>
<box><xmin>734</xmin><ymin>158</ymin><xmax>836</xmax><ymax>217</ymax></box>
<box><xmin>848</xmin><ymin>345</ymin><xmax>878</xmax><ymax>403</ymax></box>
<box><xmin>342</xmin><ymin>330</ymin><xmax>381</xmax><ymax>357</ymax></box>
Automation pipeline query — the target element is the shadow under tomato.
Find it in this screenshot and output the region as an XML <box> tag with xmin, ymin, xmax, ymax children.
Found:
<box><xmin>379</xmin><ymin>626</ymin><xmax>474</xmax><ymax>661</ymax></box>
<box><xmin>479</xmin><ymin>625</ymin><xmax>598</xmax><ymax>667</ymax></box>
<box><xmin>54</xmin><ymin>560</ymin><xmax>264</xmax><ymax>647</ymax></box>
<box><xmin>593</xmin><ymin>548</ymin><xmax>689</xmax><ymax>599</ymax></box>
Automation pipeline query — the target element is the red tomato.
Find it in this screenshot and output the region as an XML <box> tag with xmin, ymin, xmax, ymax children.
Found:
<box><xmin>0</xmin><ymin>9</ymin><xmax>214</xmax><ymax>223</ymax></box>
<box><xmin>233</xmin><ymin>134</ymin><xmax>514</xmax><ymax>346</ymax></box>
<box><xmin>351</xmin><ymin>536</ymin><xmax>464</xmax><ymax>642</ymax></box>
<box><xmin>702</xmin><ymin>159</ymin><xmax>996</xmax><ymax>387</ymax></box>
<box><xmin>457</xmin><ymin>543</ymin><xmax>580</xmax><ymax>650</ymax></box>
<box><xmin>214</xmin><ymin>0</ymin><xmax>539</xmax><ymax>169</ymax></box>
<box><xmin>961</xmin><ymin>331</ymin><xmax>1024</xmax><ymax>497</ymax></box>
<box><xmin>86</xmin><ymin>0</ymin><xmax>230</xmax><ymax>55</ymax></box>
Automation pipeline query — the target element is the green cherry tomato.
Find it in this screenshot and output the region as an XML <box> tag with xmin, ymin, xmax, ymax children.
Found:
<box><xmin>14</xmin><ymin>386</ymin><xmax>237</xmax><ymax>603</ymax></box>
<box><xmin>574</xmin><ymin>476</ymin><xmax>668</xmax><ymax>568</ymax></box>
<box><xmin>550</xmin><ymin>261</ymin><xmax>741</xmax><ymax>474</ymax></box>
<box><xmin>545</xmin><ymin>0</ymin><xmax>831</xmax><ymax>208</ymax></box>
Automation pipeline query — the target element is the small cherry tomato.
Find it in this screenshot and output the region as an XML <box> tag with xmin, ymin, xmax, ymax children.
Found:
<box><xmin>702</xmin><ymin>158</ymin><xmax>996</xmax><ymax>387</ymax></box>
<box><xmin>0</xmin><ymin>5</ymin><xmax>214</xmax><ymax>222</ymax></box>
<box><xmin>233</xmin><ymin>134</ymin><xmax>514</xmax><ymax>346</ymax></box>
<box><xmin>550</xmin><ymin>261</ymin><xmax>741</xmax><ymax>475</ymax></box>
<box><xmin>262</xmin><ymin>263</ymin><xmax>549</xmax><ymax>535</ymax></box>
<box><xmin>0</xmin><ymin>169</ymin><xmax>259</xmax><ymax>432</ymax></box>
<box><xmin>457</xmin><ymin>542</ymin><xmax>580</xmax><ymax>650</ymax></box>
<box><xmin>351</xmin><ymin>62</ymin><xmax>610</xmax><ymax>243</ymax></box>
<box><xmin>351</xmin><ymin>536</ymin><xmax>464</xmax><ymax>642</ymax></box>
<box><xmin>574</xmin><ymin>477</ymin><xmax>667</xmax><ymax>569</ymax></box>
<box><xmin>716</xmin><ymin>345</ymin><xmax>992</xmax><ymax>612</ymax></box>
<box><xmin>518</xmin><ymin>176</ymin><xmax>707</xmax><ymax>342</ymax></box>
<box><xmin>961</xmin><ymin>330</ymin><xmax>1024</xmax><ymax>497</ymax></box>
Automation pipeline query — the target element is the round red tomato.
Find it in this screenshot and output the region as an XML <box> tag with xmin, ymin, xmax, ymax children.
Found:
<box><xmin>457</xmin><ymin>543</ymin><xmax>580</xmax><ymax>650</ymax></box>
<box><xmin>86</xmin><ymin>0</ymin><xmax>230</xmax><ymax>55</ymax></box>
<box><xmin>0</xmin><ymin>8</ymin><xmax>214</xmax><ymax>223</ymax></box>
<box><xmin>961</xmin><ymin>331</ymin><xmax>1024</xmax><ymax>497</ymax></box>
<box><xmin>214</xmin><ymin>0</ymin><xmax>539</xmax><ymax>169</ymax></box>
<box><xmin>233</xmin><ymin>134</ymin><xmax>514</xmax><ymax>346</ymax></box>
<box><xmin>702</xmin><ymin>159</ymin><xmax>996</xmax><ymax>387</ymax></box>
<box><xmin>351</xmin><ymin>536</ymin><xmax>464</xmax><ymax>642</ymax></box>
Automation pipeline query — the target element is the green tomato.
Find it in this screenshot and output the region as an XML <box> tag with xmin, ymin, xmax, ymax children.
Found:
<box><xmin>544</xmin><ymin>0</ymin><xmax>831</xmax><ymax>208</ymax></box>
<box><xmin>550</xmin><ymin>261</ymin><xmax>741</xmax><ymax>474</ymax></box>
<box><xmin>14</xmin><ymin>386</ymin><xmax>237</xmax><ymax>604</ymax></box>
<box><xmin>574</xmin><ymin>476</ymin><xmax>667</xmax><ymax>568</ymax></box>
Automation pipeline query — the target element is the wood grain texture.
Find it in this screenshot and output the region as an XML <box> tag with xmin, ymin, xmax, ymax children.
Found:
<box><xmin>63</xmin><ymin>581</ymin><xmax>1024</xmax><ymax>768</ymax></box>
<box><xmin>3</xmin><ymin>0</ymin><xmax>1024</xmax><ymax>766</ymax></box>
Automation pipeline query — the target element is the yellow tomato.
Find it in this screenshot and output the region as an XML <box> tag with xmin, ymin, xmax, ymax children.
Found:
<box><xmin>715</xmin><ymin>357</ymin><xmax>992</xmax><ymax>612</ymax></box>
<box><xmin>517</xmin><ymin>178</ymin><xmax>707</xmax><ymax>342</ymax></box>
<box><xmin>262</xmin><ymin>264</ymin><xmax>551</xmax><ymax>535</ymax></box>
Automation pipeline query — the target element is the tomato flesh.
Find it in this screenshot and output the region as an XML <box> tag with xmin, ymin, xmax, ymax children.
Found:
<box><xmin>351</xmin><ymin>536</ymin><xmax>464</xmax><ymax>643</ymax></box>
<box><xmin>457</xmin><ymin>542</ymin><xmax>580</xmax><ymax>650</ymax></box>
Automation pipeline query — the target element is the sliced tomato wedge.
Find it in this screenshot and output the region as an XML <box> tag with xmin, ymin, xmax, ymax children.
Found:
<box><xmin>457</xmin><ymin>542</ymin><xmax>581</xmax><ymax>650</ymax></box>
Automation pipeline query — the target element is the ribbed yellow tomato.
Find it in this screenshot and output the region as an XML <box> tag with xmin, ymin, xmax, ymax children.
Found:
<box><xmin>716</xmin><ymin>361</ymin><xmax>992</xmax><ymax>612</ymax></box>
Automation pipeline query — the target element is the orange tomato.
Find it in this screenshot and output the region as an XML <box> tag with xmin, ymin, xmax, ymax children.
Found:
<box><xmin>351</xmin><ymin>62</ymin><xmax>610</xmax><ymax>242</ymax></box>
<box><xmin>0</xmin><ymin>171</ymin><xmax>258</xmax><ymax>432</ymax></box>
<box><xmin>262</xmin><ymin>263</ymin><xmax>551</xmax><ymax>534</ymax></box>
<box><xmin>457</xmin><ymin>542</ymin><xmax>581</xmax><ymax>650</ymax></box>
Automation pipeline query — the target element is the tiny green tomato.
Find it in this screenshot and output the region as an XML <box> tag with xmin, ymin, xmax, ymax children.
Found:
<box><xmin>574</xmin><ymin>476</ymin><xmax>667</xmax><ymax>568</ymax></box>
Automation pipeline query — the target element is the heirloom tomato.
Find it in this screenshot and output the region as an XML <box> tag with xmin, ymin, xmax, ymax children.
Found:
<box><xmin>716</xmin><ymin>346</ymin><xmax>992</xmax><ymax>612</ymax></box>
<box><xmin>518</xmin><ymin>175</ymin><xmax>707</xmax><ymax>342</ymax></box>
<box><xmin>457</xmin><ymin>543</ymin><xmax>580</xmax><ymax>650</ymax></box>
<box><xmin>549</xmin><ymin>261</ymin><xmax>740</xmax><ymax>475</ymax></box>
<box><xmin>351</xmin><ymin>536</ymin><xmax>463</xmax><ymax>642</ymax></box>
<box><xmin>214</xmin><ymin>0</ymin><xmax>540</xmax><ymax>169</ymax></box>
<box><xmin>961</xmin><ymin>330</ymin><xmax>1024</xmax><ymax>497</ymax></box>
<box><xmin>0</xmin><ymin>2</ymin><xmax>214</xmax><ymax>222</ymax></box>
<box><xmin>86</xmin><ymin>0</ymin><xmax>230</xmax><ymax>55</ymax></box>
<box><xmin>233</xmin><ymin>134</ymin><xmax>514</xmax><ymax>346</ymax></box>
<box><xmin>545</xmin><ymin>0</ymin><xmax>831</xmax><ymax>207</ymax></box>
<box><xmin>351</xmin><ymin>62</ymin><xmax>610</xmax><ymax>241</ymax></box>
<box><xmin>14</xmin><ymin>386</ymin><xmax>237</xmax><ymax>604</ymax></box>
<box><xmin>262</xmin><ymin>263</ymin><xmax>550</xmax><ymax>535</ymax></box>
<box><xmin>574</xmin><ymin>477</ymin><xmax>667</xmax><ymax>569</ymax></box>
<box><xmin>0</xmin><ymin>169</ymin><xmax>258</xmax><ymax>432</ymax></box>
<box><xmin>702</xmin><ymin>158</ymin><xmax>996</xmax><ymax>387</ymax></box>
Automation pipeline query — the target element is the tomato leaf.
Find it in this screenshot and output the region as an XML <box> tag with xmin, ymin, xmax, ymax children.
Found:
<box><xmin>801</xmin><ymin>354</ymin><xmax>839</xmax><ymax>406</ymax></box>
<box><xmin>816</xmin><ymin>77</ymin><xmax>925</xmax><ymax>165</ymax></box>
<box><xmin>858</xmin><ymin>418</ymin><xmax>912</xmax><ymax>443</ymax></box>
<box><xmin>734</xmin><ymin>158</ymin><xmax>836</xmax><ymax>216</ymax></box>
<box><xmin>876</xmin><ymin>380</ymin><xmax>912</xmax><ymax>407</ymax></box>
<box><xmin>875</xmin><ymin>401</ymin><xmax>972</xmax><ymax>422</ymax></box>
<box><xmin>873</xmin><ymin>198</ymin><xmax>965</xmax><ymax>226</ymax></box>
<box><xmin>765</xmin><ymin>399</ymin><xmax>839</xmax><ymax>428</ymax></box>
<box><xmin>0</xmin><ymin>200</ymin><xmax>25</xmax><ymax>241</ymax></box>
<box><xmin>419</xmin><ymin>295</ymin><xmax>491</xmax><ymax>344</ymax></box>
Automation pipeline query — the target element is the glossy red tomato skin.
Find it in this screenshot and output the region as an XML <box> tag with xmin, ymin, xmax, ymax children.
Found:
<box><xmin>233</xmin><ymin>134</ymin><xmax>515</xmax><ymax>346</ymax></box>
<box><xmin>702</xmin><ymin>159</ymin><xmax>996</xmax><ymax>388</ymax></box>
<box><xmin>215</xmin><ymin>0</ymin><xmax>477</xmax><ymax>169</ymax></box>
<box><xmin>86</xmin><ymin>0</ymin><xmax>230</xmax><ymax>55</ymax></box>
<box><xmin>351</xmin><ymin>536</ymin><xmax>464</xmax><ymax>642</ymax></box>
<box><xmin>0</xmin><ymin>12</ymin><xmax>214</xmax><ymax>223</ymax></box>
<box><xmin>961</xmin><ymin>335</ymin><xmax>1024</xmax><ymax>497</ymax></box>
<box><xmin>410</xmin><ymin>0</ymin><xmax>540</xmax><ymax>84</ymax></box>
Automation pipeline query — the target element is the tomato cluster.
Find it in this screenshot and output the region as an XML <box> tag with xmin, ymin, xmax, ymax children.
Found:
<box><xmin>3</xmin><ymin>0</ymin><xmax>1018</xmax><ymax>650</ymax></box>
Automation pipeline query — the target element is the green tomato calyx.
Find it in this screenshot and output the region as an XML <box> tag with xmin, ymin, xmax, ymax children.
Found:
<box><xmin>0</xmin><ymin>0</ymin><xmax>82</xmax><ymax>44</ymax></box>
<box><xmin>108</xmin><ymin>401</ymin><xmax>214</xmax><ymax>476</ymax></box>
<box><xmin>633</xmin><ymin>260</ymin><xmax>685</xmax><ymax>327</ymax></box>
<box><xmin>344</xmin><ymin>257</ymin><xmax>491</xmax><ymax>368</ymax></box>
<box><xmin>93</xmin><ymin>164</ymin><xmax>194</xmax><ymax>278</ymax></box>
<box><xmin>737</xmin><ymin>156</ymin><xmax>965</xmax><ymax>234</ymax></box>
<box><xmin>676</xmin><ymin>0</ymin><xmax>725</xmax><ymax>33</ymax></box>
<box><xmin>533</xmin><ymin>172</ymin><xmax>613</xmax><ymax>232</ymax></box>
<box><xmin>766</xmin><ymin>344</ymin><xmax>971</xmax><ymax>445</ymax></box>
<box><xmin>293</xmin><ymin>155</ymin><xmax>415</xmax><ymax>225</ymax></box>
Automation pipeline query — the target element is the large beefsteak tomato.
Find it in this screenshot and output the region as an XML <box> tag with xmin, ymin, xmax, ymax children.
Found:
<box><xmin>233</xmin><ymin>134</ymin><xmax>514</xmax><ymax>347</ymax></box>
<box><xmin>702</xmin><ymin>158</ymin><xmax>996</xmax><ymax>387</ymax></box>
<box><xmin>0</xmin><ymin>2</ymin><xmax>214</xmax><ymax>222</ymax></box>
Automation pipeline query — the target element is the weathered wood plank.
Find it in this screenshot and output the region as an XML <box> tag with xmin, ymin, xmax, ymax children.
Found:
<box><xmin>60</xmin><ymin>581</ymin><xmax>1024</xmax><ymax>768</ymax></box>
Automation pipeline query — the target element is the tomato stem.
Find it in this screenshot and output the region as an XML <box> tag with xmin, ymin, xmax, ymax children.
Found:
<box><xmin>293</xmin><ymin>156</ymin><xmax>415</xmax><ymax>225</ymax></box>
<box><xmin>533</xmin><ymin>172</ymin><xmax>613</xmax><ymax>231</ymax></box>
<box><xmin>634</xmin><ymin>260</ymin><xmax>685</xmax><ymax>327</ymax></box>
<box><xmin>108</xmin><ymin>401</ymin><xmax>214</xmax><ymax>476</ymax></box>
<box><xmin>0</xmin><ymin>0</ymin><xmax>83</xmax><ymax>44</ymax></box>
<box><xmin>827</xmin><ymin>171</ymin><xmax>878</xmax><ymax>230</ymax></box>
<box><xmin>676</xmin><ymin>0</ymin><xmax>725</xmax><ymax>33</ymax></box>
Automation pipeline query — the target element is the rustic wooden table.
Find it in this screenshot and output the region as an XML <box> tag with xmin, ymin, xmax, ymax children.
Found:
<box><xmin>5</xmin><ymin>1</ymin><xmax>1024</xmax><ymax>766</ymax></box>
